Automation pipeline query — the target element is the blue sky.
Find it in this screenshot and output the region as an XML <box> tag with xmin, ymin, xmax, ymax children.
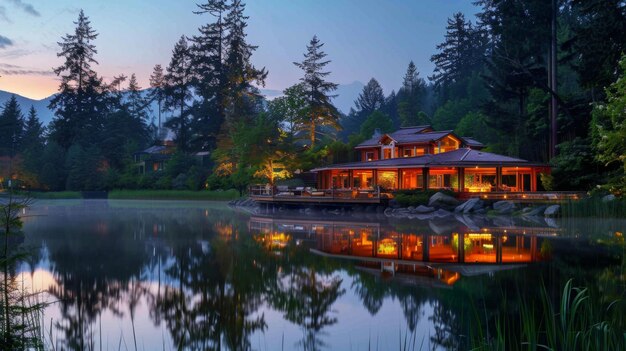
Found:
<box><xmin>0</xmin><ymin>0</ymin><xmax>479</xmax><ymax>99</ymax></box>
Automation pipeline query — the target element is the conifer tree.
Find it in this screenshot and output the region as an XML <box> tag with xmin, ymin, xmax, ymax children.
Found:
<box><xmin>430</xmin><ymin>12</ymin><xmax>486</xmax><ymax>99</ymax></box>
<box><xmin>0</xmin><ymin>96</ymin><xmax>24</xmax><ymax>156</ymax></box>
<box><xmin>126</xmin><ymin>73</ymin><xmax>150</xmax><ymax>122</ymax></box>
<box><xmin>397</xmin><ymin>61</ymin><xmax>428</xmax><ymax>127</ymax></box>
<box><xmin>164</xmin><ymin>36</ymin><xmax>194</xmax><ymax>152</ymax></box>
<box><xmin>21</xmin><ymin>106</ymin><xmax>46</xmax><ymax>184</ymax></box>
<box><xmin>355</xmin><ymin>78</ymin><xmax>385</xmax><ymax>116</ymax></box>
<box><xmin>293</xmin><ymin>35</ymin><xmax>340</xmax><ymax>146</ymax></box>
<box><xmin>190</xmin><ymin>0</ymin><xmax>230</xmax><ymax>151</ymax></box>
<box><xmin>149</xmin><ymin>64</ymin><xmax>165</xmax><ymax>136</ymax></box>
<box><xmin>48</xmin><ymin>10</ymin><xmax>107</xmax><ymax>149</ymax></box>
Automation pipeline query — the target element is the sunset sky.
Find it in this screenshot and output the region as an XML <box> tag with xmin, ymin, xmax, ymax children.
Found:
<box><xmin>0</xmin><ymin>0</ymin><xmax>478</xmax><ymax>100</ymax></box>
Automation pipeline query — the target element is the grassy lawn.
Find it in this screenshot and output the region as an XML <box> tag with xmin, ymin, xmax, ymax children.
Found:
<box><xmin>108</xmin><ymin>189</ymin><xmax>240</xmax><ymax>201</ymax></box>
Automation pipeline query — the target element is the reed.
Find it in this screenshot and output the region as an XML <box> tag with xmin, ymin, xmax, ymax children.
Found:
<box><xmin>561</xmin><ymin>195</ymin><xmax>626</xmax><ymax>218</ymax></box>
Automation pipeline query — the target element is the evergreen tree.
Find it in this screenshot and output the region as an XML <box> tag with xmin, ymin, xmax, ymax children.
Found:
<box><xmin>164</xmin><ymin>36</ymin><xmax>194</xmax><ymax>152</ymax></box>
<box><xmin>126</xmin><ymin>73</ymin><xmax>151</xmax><ymax>122</ymax></box>
<box><xmin>149</xmin><ymin>64</ymin><xmax>165</xmax><ymax>137</ymax></box>
<box><xmin>48</xmin><ymin>10</ymin><xmax>108</xmax><ymax>149</ymax></box>
<box><xmin>21</xmin><ymin>106</ymin><xmax>46</xmax><ymax>184</ymax></box>
<box><xmin>430</xmin><ymin>12</ymin><xmax>486</xmax><ymax>100</ymax></box>
<box><xmin>213</xmin><ymin>0</ymin><xmax>267</xmax><ymax>175</ymax></box>
<box><xmin>341</xmin><ymin>78</ymin><xmax>385</xmax><ymax>139</ymax></box>
<box><xmin>190</xmin><ymin>0</ymin><xmax>230</xmax><ymax>151</ymax></box>
<box><xmin>360</xmin><ymin>111</ymin><xmax>393</xmax><ymax>140</ymax></box>
<box><xmin>568</xmin><ymin>0</ymin><xmax>626</xmax><ymax>99</ymax></box>
<box><xmin>381</xmin><ymin>90</ymin><xmax>400</xmax><ymax>128</ymax></box>
<box><xmin>0</xmin><ymin>96</ymin><xmax>24</xmax><ymax>156</ymax></box>
<box><xmin>267</xmin><ymin>83</ymin><xmax>308</xmax><ymax>141</ymax></box>
<box><xmin>293</xmin><ymin>35</ymin><xmax>340</xmax><ymax>146</ymax></box>
<box><xmin>355</xmin><ymin>78</ymin><xmax>385</xmax><ymax>115</ymax></box>
<box><xmin>397</xmin><ymin>61</ymin><xmax>428</xmax><ymax>127</ymax></box>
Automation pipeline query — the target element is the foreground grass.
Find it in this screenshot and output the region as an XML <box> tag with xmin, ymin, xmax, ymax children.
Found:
<box><xmin>108</xmin><ymin>189</ymin><xmax>240</xmax><ymax>201</ymax></box>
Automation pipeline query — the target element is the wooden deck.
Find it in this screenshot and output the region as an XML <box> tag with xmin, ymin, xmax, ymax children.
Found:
<box><xmin>249</xmin><ymin>186</ymin><xmax>388</xmax><ymax>205</ymax></box>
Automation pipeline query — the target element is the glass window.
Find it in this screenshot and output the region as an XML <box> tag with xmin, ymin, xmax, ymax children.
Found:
<box><xmin>403</xmin><ymin>149</ymin><xmax>414</xmax><ymax>157</ymax></box>
<box><xmin>365</xmin><ymin>152</ymin><xmax>374</xmax><ymax>161</ymax></box>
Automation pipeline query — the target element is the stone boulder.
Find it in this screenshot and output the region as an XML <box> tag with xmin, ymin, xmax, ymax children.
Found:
<box><xmin>522</xmin><ymin>205</ymin><xmax>546</xmax><ymax>217</ymax></box>
<box><xmin>493</xmin><ymin>200</ymin><xmax>517</xmax><ymax>214</ymax></box>
<box><xmin>428</xmin><ymin>192</ymin><xmax>460</xmax><ymax>209</ymax></box>
<box><xmin>414</xmin><ymin>205</ymin><xmax>436</xmax><ymax>214</ymax></box>
<box><xmin>544</xmin><ymin>204</ymin><xmax>560</xmax><ymax>217</ymax></box>
<box><xmin>455</xmin><ymin>198</ymin><xmax>484</xmax><ymax>213</ymax></box>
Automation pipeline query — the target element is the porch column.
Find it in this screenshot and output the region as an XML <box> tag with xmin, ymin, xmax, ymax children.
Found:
<box><xmin>373</xmin><ymin>169</ymin><xmax>378</xmax><ymax>188</ymax></box>
<box><xmin>531</xmin><ymin>168</ymin><xmax>537</xmax><ymax>192</ymax></box>
<box><xmin>397</xmin><ymin>169</ymin><xmax>402</xmax><ymax>190</ymax></box>
<box><xmin>496</xmin><ymin>166</ymin><xmax>502</xmax><ymax>191</ymax></box>
<box><xmin>422</xmin><ymin>167</ymin><xmax>429</xmax><ymax>191</ymax></box>
<box><xmin>458</xmin><ymin>234</ymin><xmax>465</xmax><ymax>263</ymax></box>
<box><xmin>496</xmin><ymin>235</ymin><xmax>503</xmax><ymax>263</ymax></box>
<box><xmin>348</xmin><ymin>170</ymin><xmax>353</xmax><ymax>188</ymax></box>
<box><xmin>458</xmin><ymin>167</ymin><xmax>465</xmax><ymax>192</ymax></box>
<box><xmin>422</xmin><ymin>234</ymin><xmax>430</xmax><ymax>262</ymax></box>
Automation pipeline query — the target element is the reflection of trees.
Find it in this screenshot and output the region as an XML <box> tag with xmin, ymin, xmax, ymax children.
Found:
<box><xmin>350</xmin><ymin>273</ymin><xmax>387</xmax><ymax>315</ymax></box>
<box><xmin>270</xmin><ymin>268</ymin><xmax>345</xmax><ymax>351</ymax></box>
<box><xmin>149</xmin><ymin>218</ymin><xmax>267</xmax><ymax>350</ymax></box>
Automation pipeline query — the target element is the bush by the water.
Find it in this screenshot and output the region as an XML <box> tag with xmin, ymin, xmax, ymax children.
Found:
<box><xmin>562</xmin><ymin>194</ymin><xmax>626</xmax><ymax>218</ymax></box>
<box><xmin>393</xmin><ymin>189</ymin><xmax>456</xmax><ymax>207</ymax></box>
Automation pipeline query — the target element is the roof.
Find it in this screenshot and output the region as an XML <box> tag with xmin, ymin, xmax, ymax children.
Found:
<box><xmin>356</xmin><ymin>127</ymin><xmax>464</xmax><ymax>149</ymax></box>
<box><xmin>461</xmin><ymin>137</ymin><xmax>484</xmax><ymax>148</ymax></box>
<box><xmin>136</xmin><ymin>145</ymin><xmax>167</xmax><ymax>155</ymax></box>
<box><xmin>311</xmin><ymin>148</ymin><xmax>546</xmax><ymax>172</ymax></box>
<box><xmin>355</xmin><ymin>125</ymin><xmax>432</xmax><ymax>148</ymax></box>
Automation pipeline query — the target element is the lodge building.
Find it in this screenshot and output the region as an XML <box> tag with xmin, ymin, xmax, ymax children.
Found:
<box><xmin>311</xmin><ymin>126</ymin><xmax>550</xmax><ymax>193</ymax></box>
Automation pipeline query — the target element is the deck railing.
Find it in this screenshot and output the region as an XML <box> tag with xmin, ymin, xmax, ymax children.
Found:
<box><xmin>249</xmin><ymin>185</ymin><xmax>383</xmax><ymax>201</ymax></box>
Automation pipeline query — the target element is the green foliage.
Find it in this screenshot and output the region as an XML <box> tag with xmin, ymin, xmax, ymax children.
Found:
<box><xmin>432</xmin><ymin>99</ymin><xmax>471</xmax><ymax>131</ymax></box>
<box><xmin>591</xmin><ymin>54</ymin><xmax>626</xmax><ymax>194</ymax></box>
<box><xmin>551</xmin><ymin>138</ymin><xmax>601</xmax><ymax>190</ymax></box>
<box><xmin>0</xmin><ymin>96</ymin><xmax>24</xmax><ymax>156</ymax></box>
<box><xmin>561</xmin><ymin>195</ymin><xmax>626</xmax><ymax>218</ymax></box>
<box><xmin>359</xmin><ymin>110</ymin><xmax>393</xmax><ymax>139</ymax></box>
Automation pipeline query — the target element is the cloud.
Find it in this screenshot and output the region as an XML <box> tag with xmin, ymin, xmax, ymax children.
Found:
<box><xmin>0</xmin><ymin>63</ymin><xmax>53</xmax><ymax>76</ymax></box>
<box><xmin>0</xmin><ymin>5</ymin><xmax>10</xmax><ymax>22</ymax></box>
<box><xmin>0</xmin><ymin>34</ymin><xmax>13</xmax><ymax>48</ymax></box>
<box><xmin>6</xmin><ymin>0</ymin><xmax>40</xmax><ymax>17</ymax></box>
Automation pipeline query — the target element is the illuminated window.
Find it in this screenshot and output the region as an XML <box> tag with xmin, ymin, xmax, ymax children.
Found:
<box><xmin>403</xmin><ymin>149</ymin><xmax>414</xmax><ymax>157</ymax></box>
<box><xmin>365</xmin><ymin>152</ymin><xmax>374</xmax><ymax>161</ymax></box>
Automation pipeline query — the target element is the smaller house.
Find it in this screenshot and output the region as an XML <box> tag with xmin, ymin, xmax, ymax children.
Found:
<box><xmin>134</xmin><ymin>143</ymin><xmax>175</xmax><ymax>175</ymax></box>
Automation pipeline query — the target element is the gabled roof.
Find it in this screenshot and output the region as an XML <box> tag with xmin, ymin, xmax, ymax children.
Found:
<box><xmin>355</xmin><ymin>127</ymin><xmax>467</xmax><ymax>149</ymax></box>
<box><xmin>461</xmin><ymin>137</ymin><xmax>484</xmax><ymax>148</ymax></box>
<box><xmin>311</xmin><ymin>148</ymin><xmax>545</xmax><ymax>172</ymax></box>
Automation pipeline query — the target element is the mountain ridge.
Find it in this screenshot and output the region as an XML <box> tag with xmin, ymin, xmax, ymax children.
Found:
<box><xmin>0</xmin><ymin>81</ymin><xmax>364</xmax><ymax>126</ymax></box>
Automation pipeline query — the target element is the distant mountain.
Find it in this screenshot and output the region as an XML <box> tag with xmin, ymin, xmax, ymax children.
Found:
<box><xmin>0</xmin><ymin>81</ymin><xmax>364</xmax><ymax>126</ymax></box>
<box><xmin>0</xmin><ymin>90</ymin><xmax>55</xmax><ymax>126</ymax></box>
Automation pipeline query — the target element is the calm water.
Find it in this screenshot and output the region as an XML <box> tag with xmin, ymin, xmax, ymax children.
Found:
<box><xmin>16</xmin><ymin>200</ymin><xmax>625</xmax><ymax>350</ymax></box>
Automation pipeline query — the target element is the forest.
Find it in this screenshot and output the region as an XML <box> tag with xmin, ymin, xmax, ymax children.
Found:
<box><xmin>0</xmin><ymin>0</ymin><xmax>624</xmax><ymax>195</ymax></box>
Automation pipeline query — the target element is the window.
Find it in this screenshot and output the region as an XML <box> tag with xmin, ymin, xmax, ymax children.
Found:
<box><xmin>383</xmin><ymin>149</ymin><xmax>392</xmax><ymax>159</ymax></box>
<box><xmin>365</xmin><ymin>152</ymin><xmax>374</xmax><ymax>161</ymax></box>
<box><xmin>403</xmin><ymin>149</ymin><xmax>414</xmax><ymax>157</ymax></box>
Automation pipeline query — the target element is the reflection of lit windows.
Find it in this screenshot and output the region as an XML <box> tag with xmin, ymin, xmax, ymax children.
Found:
<box><xmin>377</xmin><ymin>238</ymin><xmax>397</xmax><ymax>255</ymax></box>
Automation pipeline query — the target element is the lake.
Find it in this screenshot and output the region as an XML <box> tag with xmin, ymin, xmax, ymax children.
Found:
<box><xmin>16</xmin><ymin>200</ymin><xmax>625</xmax><ymax>350</ymax></box>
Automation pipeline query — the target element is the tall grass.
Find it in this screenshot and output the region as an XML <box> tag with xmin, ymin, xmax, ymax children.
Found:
<box><xmin>562</xmin><ymin>196</ymin><xmax>626</xmax><ymax>218</ymax></box>
<box><xmin>108</xmin><ymin>189</ymin><xmax>240</xmax><ymax>201</ymax></box>
<box><xmin>470</xmin><ymin>279</ymin><xmax>625</xmax><ymax>351</ymax></box>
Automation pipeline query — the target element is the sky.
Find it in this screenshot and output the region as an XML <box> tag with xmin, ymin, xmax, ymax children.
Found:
<box><xmin>0</xmin><ymin>0</ymin><xmax>479</xmax><ymax>100</ymax></box>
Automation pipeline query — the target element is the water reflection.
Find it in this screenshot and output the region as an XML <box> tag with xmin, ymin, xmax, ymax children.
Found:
<box><xmin>15</xmin><ymin>200</ymin><xmax>625</xmax><ymax>350</ymax></box>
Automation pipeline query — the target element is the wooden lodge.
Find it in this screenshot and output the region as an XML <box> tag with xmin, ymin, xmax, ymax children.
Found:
<box><xmin>251</xmin><ymin>126</ymin><xmax>555</xmax><ymax>204</ymax></box>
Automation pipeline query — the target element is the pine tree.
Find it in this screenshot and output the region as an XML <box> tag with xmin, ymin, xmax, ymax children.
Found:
<box><xmin>190</xmin><ymin>0</ymin><xmax>230</xmax><ymax>151</ymax></box>
<box><xmin>21</xmin><ymin>106</ymin><xmax>46</xmax><ymax>185</ymax></box>
<box><xmin>48</xmin><ymin>10</ymin><xmax>107</xmax><ymax>149</ymax></box>
<box><xmin>397</xmin><ymin>61</ymin><xmax>428</xmax><ymax>127</ymax></box>
<box><xmin>164</xmin><ymin>36</ymin><xmax>194</xmax><ymax>152</ymax></box>
<box><xmin>355</xmin><ymin>78</ymin><xmax>385</xmax><ymax>116</ymax></box>
<box><xmin>0</xmin><ymin>96</ymin><xmax>24</xmax><ymax>156</ymax></box>
<box><xmin>126</xmin><ymin>74</ymin><xmax>150</xmax><ymax>122</ymax></box>
<box><xmin>149</xmin><ymin>64</ymin><xmax>165</xmax><ymax>137</ymax></box>
<box><xmin>293</xmin><ymin>35</ymin><xmax>340</xmax><ymax>146</ymax></box>
<box><xmin>430</xmin><ymin>12</ymin><xmax>486</xmax><ymax>99</ymax></box>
